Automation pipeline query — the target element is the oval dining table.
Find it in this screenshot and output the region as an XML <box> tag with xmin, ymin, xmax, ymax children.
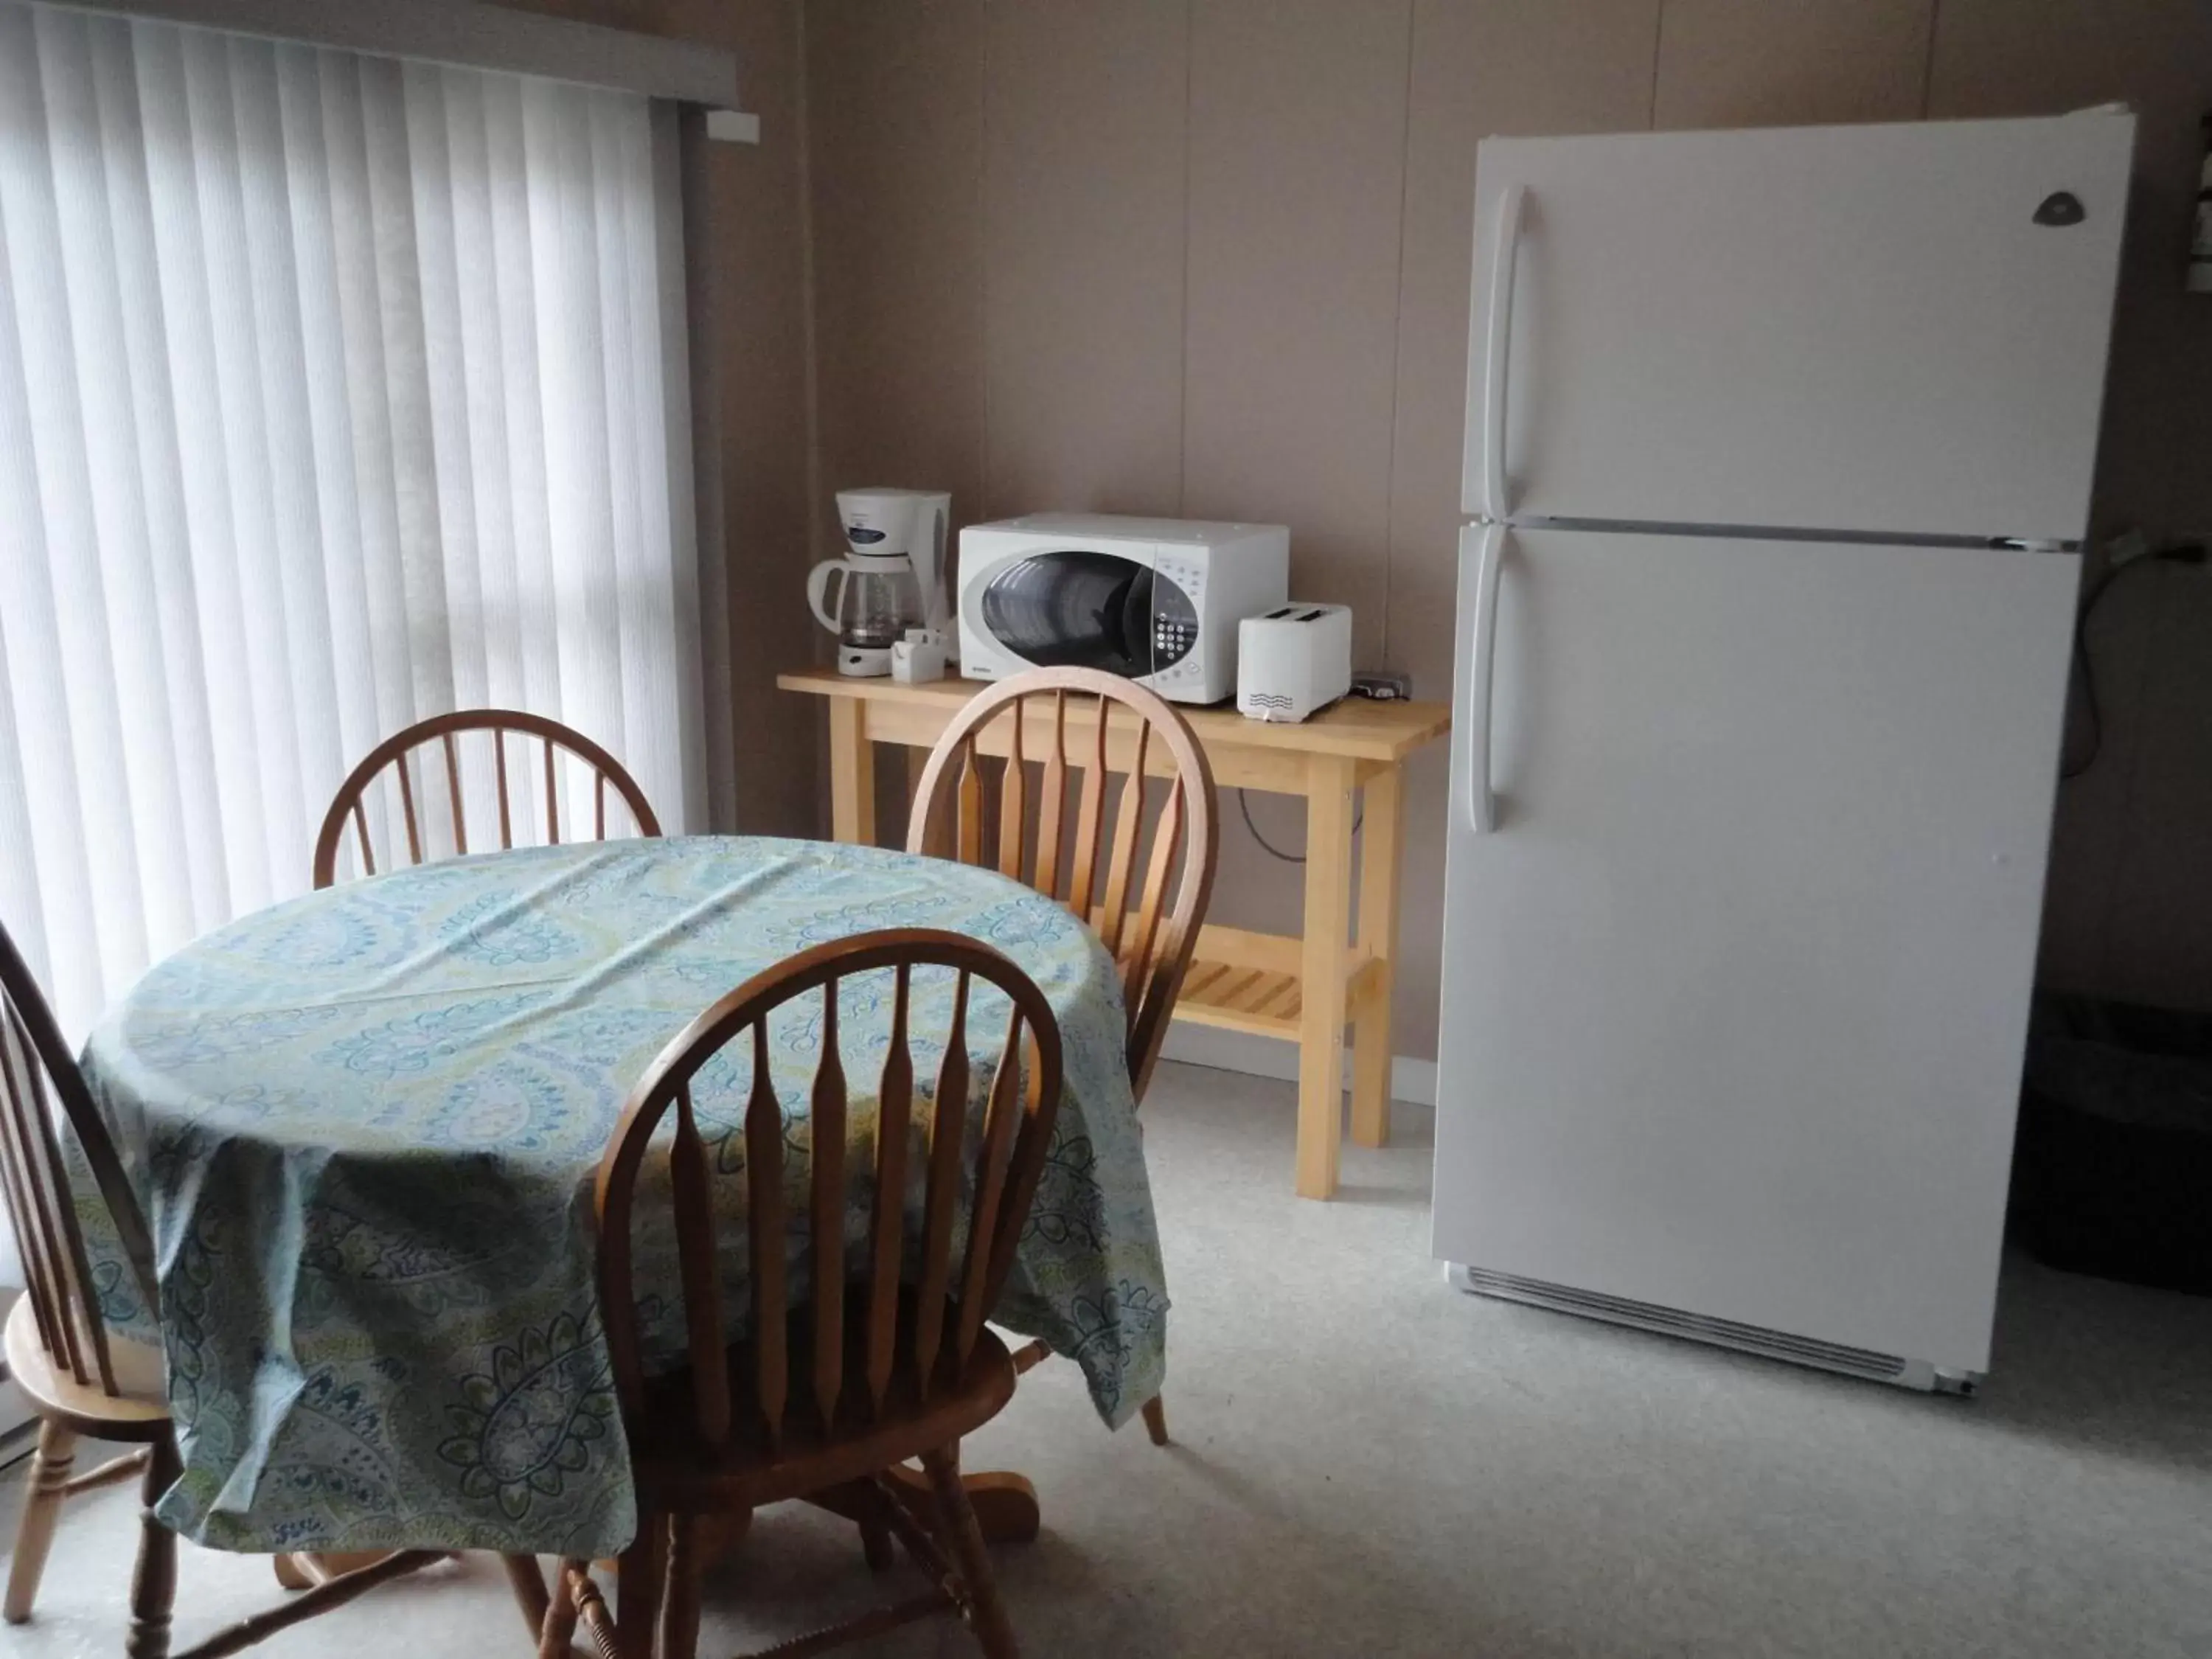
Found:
<box><xmin>72</xmin><ymin>835</ymin><xmax>1168</xmax><ymax>1580</ymax></box>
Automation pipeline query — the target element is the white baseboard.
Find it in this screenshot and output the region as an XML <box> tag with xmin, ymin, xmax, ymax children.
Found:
<box><xmin>1158</xmin><ymin>1021</ymin><xmax>1438</xmax><ymax>1107</ymax></box>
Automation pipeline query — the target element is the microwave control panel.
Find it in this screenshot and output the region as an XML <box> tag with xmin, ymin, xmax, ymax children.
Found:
<box><xmin>1150</xmin><ymin>555</ymin><xmax>1203</xmax><ymax>672</ymax></box>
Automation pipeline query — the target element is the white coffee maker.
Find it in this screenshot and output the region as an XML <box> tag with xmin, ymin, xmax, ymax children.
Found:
<box><xmin>807</xmin><ymin>489</ymin><xmax>954</xmax><ymax>677</ymax></box>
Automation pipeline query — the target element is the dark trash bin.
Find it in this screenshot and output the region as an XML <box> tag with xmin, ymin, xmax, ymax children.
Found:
<box><xmin>2015</xmin><ymin>994</ymin><xmax>2212</xmax><ymax>1295</ymax></box>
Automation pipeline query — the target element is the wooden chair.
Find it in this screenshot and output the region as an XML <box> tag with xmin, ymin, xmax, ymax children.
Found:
<box><xmin>526</xmin><ymin>928</ymin><xmax>1062</xmax><ymax>1659</ymax></box>
<box><xmin>0</xmin><ymin>918</ymin><xmax>442</xmax><ymax>1658</ymax></box>
<box><xmin>313</xmin><ymin>709</ymin><xmax>661</xmax><ymax>888</ymax></box>
<box><xmin>905</xmin><ymin>668</ymin><xmax>1217</xmax><ymax>1444</ymax></box>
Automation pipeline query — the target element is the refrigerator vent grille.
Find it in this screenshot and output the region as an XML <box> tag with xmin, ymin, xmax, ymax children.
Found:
<box><xmin>1455</xmin><ymin>1266</ymin><xmax>1911</xmax><ymax>1383</ymax></box>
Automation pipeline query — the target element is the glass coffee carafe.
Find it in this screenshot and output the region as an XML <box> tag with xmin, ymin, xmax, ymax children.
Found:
<box><xmin>806</xmin><ymin>553</ymin><xmax>925</xmax><ymax>676</ymax></box>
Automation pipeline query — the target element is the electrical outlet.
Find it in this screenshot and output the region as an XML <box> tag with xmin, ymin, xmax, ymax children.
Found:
<box><xmin>1351</xmin><ymin>669</ymin><xmax>1411</xmax><ymax>701</ymax></box>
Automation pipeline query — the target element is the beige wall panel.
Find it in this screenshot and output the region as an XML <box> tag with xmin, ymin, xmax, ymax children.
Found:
<box><xmin>981</xmin><ymin>0</ymin><xmax>1188</xmax><ymax>522</ymax></box>
<box><xmin>1182</xmin><ymin>0</ymin><xmax>1413</xmax><ymax>948</ymax></box>
<box><xmin>666</xmin><ymin>0</ymin><xmax>818</xmax><ymax>836</ymax></box>
<box><xmin>804</xmin><ymin>0</ymin><xmax>990</xmax><ymax>837</ymax></box>
<box><xmin>805</xmin><ymin>0</ymin><xmax>988</xmax><ymax>525</ymax></box>
<box><xmin>1653</xmin><ymin>0</ymin><xmax>1935</xmax><ymax>129</ymax></box>
<box><xmin>1182</xmin><ymin>0</ymin><xmax>1410</xmax><ymax>669</ymax></box>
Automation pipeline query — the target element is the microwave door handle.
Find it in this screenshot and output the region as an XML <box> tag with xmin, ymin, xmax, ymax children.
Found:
<box><xmin>1459</xmin><ymin>523</ymin><xmax>1506</xmax><ymax>835</ymax></box>
<box><xmin>1479</xmin><ymin>183</ymin><xmax>1526</xmax><ymax>522</ymax></box>
<box><xmin>1116</xmin><ymin>565</ymin><xmax>1155</xmax><ymax>676</ymax></box>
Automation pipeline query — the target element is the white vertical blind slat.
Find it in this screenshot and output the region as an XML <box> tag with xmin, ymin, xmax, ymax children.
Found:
<box><xmin>441</xmin><ymin>69</ymin><xmax>524</xmax><ymax>714</ymax></box>
<box><xmin>316</xmin><ymin>47</ymin><xmax>415</xmax><ymax>760</ymax></box>
<box><xmin>275</xmin><ymin>42</ymin><xmax>383</xmax><ymax>821</ymax></box>
<box><xmin>358</xmin><ymin>52</ymin><xmax>454</xmax><ymax>726</ymax></box>
<box><xmin>593</xmin><ymin>90</ymin><xmax>660</xmax><ymax>810</ymax></box>
<box><xmin>36</xmin><ymin>15</ymin><xmax>198</xmax><ymax>961</ymax></box>
<box><xmin>1</xmin><ymin>7</ymin><xmax>150</xmax><ymax>1016</ymax></box>
<box><xmin>131</xmin><ymin>18</ymin><xmax>269</xmax><ymax>918</ymax></box>
<box><xmin>0</xmin><ymin>0</ymin><xmax>713</xmax><ymax>1046</ymax></box>
<box><xmin>232</xmin><ymin>37</ymin><xmax>347</xmax><ymax>853</ymax></box>
<box><xmin>403</xmin><ymin>62</ymin><xmax>487</xmax><ymax>717</ymax></box>
<box><xmin>484</xmin><ymin>69</ymin><xmax>561</xmax><ymax>764</ymax></box>
<box><xmin>90</xmin><ymin>16</ymin><xmax>227</xmax><ymax>941</ymax></box>
<box><xmin>184</xmin><ymin>27</ymin><xmax>302</xmax><ymax>903</ymax></box>
<box><xmin>526</xmin><ymin>78</ymin><xmax>617</xmax><ymax>838</ymax></box>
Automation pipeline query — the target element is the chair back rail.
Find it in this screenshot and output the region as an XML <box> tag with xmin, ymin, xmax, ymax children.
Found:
<box><xmin>313</xmin><ymin>709</ymin><xmax>661</xmax><ymax>888</ymax></box>
<box><xmin>0</xmin><ymin>922</ymin><xmax>160</xmax><ymax>1399</ymax></box>
<box><xmin>594</xmin><ymin>929</ymin><xmax>1063</xmax><ymax>1458</ymax></box>
<box><xmin>906</xmin><ymin>669</ymin><xmax>1217</xmax><ymax>1101</ymax></box>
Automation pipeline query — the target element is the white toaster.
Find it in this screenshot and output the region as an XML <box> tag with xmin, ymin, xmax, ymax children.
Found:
<box><xmin>1237</xmin><ymin>603</ymin><xmax>1353</xmax><ymax>723</ymax></box>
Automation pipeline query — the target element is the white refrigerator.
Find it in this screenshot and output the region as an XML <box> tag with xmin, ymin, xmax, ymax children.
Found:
<box><xmin>1432</xmin><ymin>113</ymin><xmax>2135</xmax><ymax>1391</ymax></box>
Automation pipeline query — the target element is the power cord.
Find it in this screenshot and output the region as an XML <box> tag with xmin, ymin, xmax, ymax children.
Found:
<box><xmin>1238</xmin><ymin>788</ymin><xmax>1361</xmax><ymax>863</ymax></box>
<box><xmin>2062</xmin><ymin>538</ymin><xmax>2207</xmax><ymax>781</ymax></box>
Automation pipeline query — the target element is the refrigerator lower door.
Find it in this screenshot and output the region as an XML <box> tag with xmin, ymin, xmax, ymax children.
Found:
<box><xmin>1433</xmin><ymin>525</ymin><xmax>2080</xmax><ymax>1376</ymax></box>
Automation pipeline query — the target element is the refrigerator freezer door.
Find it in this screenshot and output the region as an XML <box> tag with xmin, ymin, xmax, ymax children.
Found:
<box><xmin>1433</xmin><ymin>526</ymin><xmax>2080</xmax><ymax>1372</ymax></box>
<box><xmin>1462</xmin><ymin>115</ymin><xmax>2132</xmax><ymax>542</ymax></box>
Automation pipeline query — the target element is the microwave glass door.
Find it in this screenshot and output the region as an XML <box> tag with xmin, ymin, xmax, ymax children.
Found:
<box><xmin>978</xmin><ymin>549</ymin><xmax>1197</xmax><ymax>677</ymax></box>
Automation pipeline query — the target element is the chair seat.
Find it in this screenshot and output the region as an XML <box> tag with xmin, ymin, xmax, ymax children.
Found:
<box><xmin>631</xmin><ymin>1324</ymin><xmax>1018</xmax><ymax>1514</ymax></box>
<box><xmin>4</xmin><ymin>1296</ymin><xmax>168</xmax><ymax>1436</ymax></box>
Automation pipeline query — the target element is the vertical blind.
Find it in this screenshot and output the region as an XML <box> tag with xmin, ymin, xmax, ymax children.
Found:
<box><xmin>0</xmin><ymin>0</ymin><xmax>717</xmax><ymax>1038</ymax></box>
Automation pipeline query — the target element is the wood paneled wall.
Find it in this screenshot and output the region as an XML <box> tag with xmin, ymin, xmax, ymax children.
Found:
<box><xmin>797</xmin><ymin>0</ymin><xmax>2212</xmax><ymax>1052</ymax></box>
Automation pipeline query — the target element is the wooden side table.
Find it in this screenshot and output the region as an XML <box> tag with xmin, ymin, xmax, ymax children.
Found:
<box><xmin>778</xmin><ymin>668</ymin><xmax>1450</xmax><ymax>1199</ymax></box>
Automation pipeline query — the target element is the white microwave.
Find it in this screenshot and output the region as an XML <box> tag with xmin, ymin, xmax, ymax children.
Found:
<box><xmin>957</xmin><ymin>514</ymin><xmax>1290</xmax><ymax>703</ymax></box>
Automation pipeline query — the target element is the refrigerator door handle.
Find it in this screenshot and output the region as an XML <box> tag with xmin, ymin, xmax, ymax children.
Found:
<box><xmin>1459</xmin><ymin>521</ymin><xmax>1507</xmax><ymax>835</ymax></box>
<box><xmin>1478</xmin><ymin>183</ymin><xmax>1527</xmax><ymax>521</ymax></box>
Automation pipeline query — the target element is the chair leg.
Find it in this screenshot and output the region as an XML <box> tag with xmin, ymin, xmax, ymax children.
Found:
<box><xmin>920</xmin><ymin>1445</ymin><xmax>1019</xmax><ymax>1659</ymax></box>
<box><xmin>538</xmin><ymin>1558</ymin><xmax>585</xmax><ymax>1659</ymax></box>
<box><xmin>126</xmin><ymin>1433</ymin><xmax>181</xmax><ymax>1659</ymax></box>
<box><xmin>859</xmin><ymin>1511</ymin><xmax>896</xmax><ymax>1573</ymax></box>
<box><xmin>569</xmin><ymin>1563</ymin><xmax>619</xmax><ymax>1659</ymax></box>
<box><xmin>500</xmin><ymin>1553</ymin><xmax>554</xmax><ymax>1647</ymax></box>
<box><xmin>4</xmin><ymin>1419</ymin><xmax>74</xmax><ymax>1624</ymax></box>
<box><xmin>1140</xmin><ymin>1394</ymin><xmax>1169</xmax><ymax>1447</ymax></box>
<box><xmin>660</xmin><ymin>1516</ymin><xmax>703</xmax><ymax>1659</ymax></box>
<box><xmin>614</xmin><ymin>1512</ymin><xmax>666</xmax><ymax>1659</ymax></box>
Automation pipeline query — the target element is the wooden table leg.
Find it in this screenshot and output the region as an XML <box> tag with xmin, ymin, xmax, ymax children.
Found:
<box><xmin>1349</xmin><ymin>763</ymin><xmax>1404</xmax><ymax>1148</ymax></box>
<box><xmin>498</xmin><ymin>1553</ymin><xmax>550</xmax><ymax>1642</ymax></box>
<box><xmin>1297</xmin><ymin>755</ymin><xmax>1357</xmax><ymax>1199</ymax></box>
<box><xmin>828</xmin><ymin>695</ymin><xmax>875</xmax><ymax>845</ymax></box>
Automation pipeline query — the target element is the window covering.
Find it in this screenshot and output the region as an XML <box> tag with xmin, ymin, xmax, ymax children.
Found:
<box><xmin>0</xmin><ymin>0</ymin><xmax>721</xmax><ymax>1039</ymax></box>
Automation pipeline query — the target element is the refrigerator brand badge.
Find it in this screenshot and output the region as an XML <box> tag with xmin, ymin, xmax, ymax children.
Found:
<box><xmin>2032</xmin><ymin>191</ymin><xmax>2087</xmax><ymax>226</ymax></box>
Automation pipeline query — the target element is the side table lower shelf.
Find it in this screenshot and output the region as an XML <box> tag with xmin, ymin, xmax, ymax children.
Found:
<box><xmin>1170</xmin><ymin>925</ymin><xmax>1382</xmax><ymax>1041</ymax></box>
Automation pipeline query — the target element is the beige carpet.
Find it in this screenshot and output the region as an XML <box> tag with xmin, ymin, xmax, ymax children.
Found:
<box><xmin>4</xmin><ymin>1059</ymin><xmax>2210</xmax><ymax>1657</ymax></box>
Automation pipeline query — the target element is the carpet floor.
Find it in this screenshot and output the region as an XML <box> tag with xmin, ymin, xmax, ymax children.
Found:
<box><xmin>2</xmin><ymin>1059</ymin><xmax>2208</xmax><ymax>1657</ymax></box>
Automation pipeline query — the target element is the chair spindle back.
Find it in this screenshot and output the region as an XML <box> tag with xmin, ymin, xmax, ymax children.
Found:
<box><xmin>313</xmin><ymin>709</ymin><xmax>661</xmax><ymax>888</ymax></box>
<box><xmin>907</xmin><ymin>669</ymin><xmax>1217</xmax><ymax>1102</ymax></box>
<box><xmin>0</xmin><ymin>921</ymin><xmax>160</xmax><ymax>1399</ymax></box>
<box><xmin>594</xmin><ymin>930</ymin><xmax>1063</xmax><ymax>1458</ymax></box>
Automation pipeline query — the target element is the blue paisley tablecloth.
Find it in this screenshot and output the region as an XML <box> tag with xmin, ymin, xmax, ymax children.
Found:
<box><xmin>74</xmin><ymin>836</ymin><xmax>1167</xmax><ymax>1557</ymax></box>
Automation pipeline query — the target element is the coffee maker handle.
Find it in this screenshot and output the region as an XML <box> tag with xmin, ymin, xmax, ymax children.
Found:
<box><xmin>806</xmin><ymin>560</ymin><xmax>847</xmax><ymax>633</ymax></box>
